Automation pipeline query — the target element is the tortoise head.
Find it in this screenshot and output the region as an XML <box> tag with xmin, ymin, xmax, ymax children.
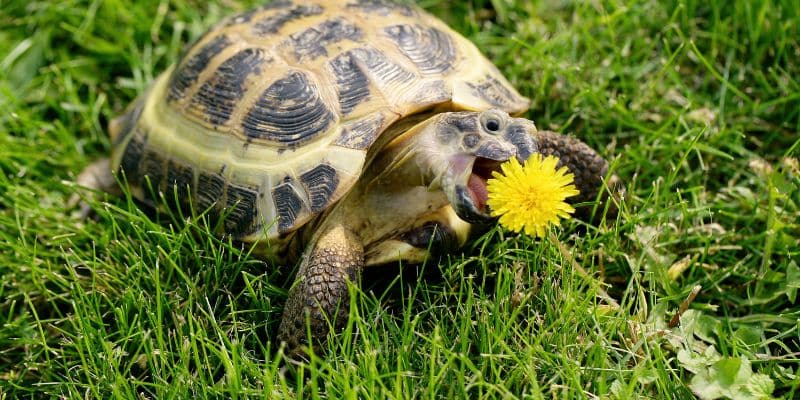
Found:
<box><xmin>437</xmin><ymin>110</ymin><xmax>538</xmax><ymax>223</ymax></box>
<box><xmin>387</xmin><ymin>110</ymin><xmax>538</xmax><ymax>224</ymax></box>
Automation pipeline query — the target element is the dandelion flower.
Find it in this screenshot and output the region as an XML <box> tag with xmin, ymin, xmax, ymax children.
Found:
<box><xmin>486</xmin><ymin>154</ymin><xmax>580</xmax><ymax>237</ymax></box>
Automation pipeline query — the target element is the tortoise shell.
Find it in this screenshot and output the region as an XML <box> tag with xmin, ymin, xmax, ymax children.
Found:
<box><xmin>110</xmin><ymin>0</ymin><xmax>530</xmax><ymax>243</ymax></box>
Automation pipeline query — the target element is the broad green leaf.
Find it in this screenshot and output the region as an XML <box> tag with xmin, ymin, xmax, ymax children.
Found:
<box><xmin>689</xmin><ymin>356</ymin><xmax>776</xmax><ymax>400</ymax></box>
<box><xmin>734</xmin><ymin>325</ymin><xmax>763</xmax><ymax>348</ymax></box>
<box><xmin>695</xmin><ymin>314</ymin><xmax>721</xmax><ymax>344</ymax></box>
<box><xmin>715</xmin><ymin>357</ymin><xmax>746</xmax><ymax>387</ymax></box>
<box><xmin>677</xmin><ymin>345</ymin><xmax>720</xmax><ymax>374</ymax></box>
<box><xmin>745</xmin><ymin>373</ymin><xmax>776</xmax><ymax>399</ymax></box>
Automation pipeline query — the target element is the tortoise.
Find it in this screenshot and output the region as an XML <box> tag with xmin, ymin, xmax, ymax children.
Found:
<box><xmin>76</xmin><ymin>0</ymin><xmax>621</xmax><ymax>358</ymax></box>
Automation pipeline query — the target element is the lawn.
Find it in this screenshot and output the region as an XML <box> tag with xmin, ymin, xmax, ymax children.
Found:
<box><xmin>1</xmin><ymin>0</ymin><xmax>798</xmax><ymax>398</ymax></box>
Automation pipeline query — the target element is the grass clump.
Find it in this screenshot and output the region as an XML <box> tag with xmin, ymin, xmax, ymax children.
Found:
<box><xmin>1</xmin><ymin>0</ymin><xmax>798</xmax><ymax>398</ymax></box>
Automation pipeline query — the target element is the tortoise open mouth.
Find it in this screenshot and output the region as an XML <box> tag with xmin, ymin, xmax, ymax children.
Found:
<box><xmin>466</xmin><ymin>157</ymin><xmax>504</xmax><ymax>215</ymax></box>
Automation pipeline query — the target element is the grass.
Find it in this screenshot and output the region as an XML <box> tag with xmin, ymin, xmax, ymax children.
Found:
<box><xmin>1</xmin><ymin>0</ymin><xmax>799</xmax><ymax>398</ymax></box>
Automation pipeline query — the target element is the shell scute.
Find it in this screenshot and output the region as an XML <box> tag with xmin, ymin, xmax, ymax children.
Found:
<box><xmin>119</xmin><ymin>132</ymin><xmax>146</xmax><ymax>181</ymax></box>
<box><xmin>165</xmin><ymin>159</ymin><xmax>194</xmax><ymax>200</ymax></box>
<box><xmin>224</xmin><ymin>184</ymin><xmax>260</xmax><ymax>236</ymax></box>
<box><xmin>467</xmin><ymin>75</ymin><xmax>523</xmax><ymax>110</ymax></box>
<box><xmin>299</xmin><ymin>163</ymin><xmax>340</xmax><ymax>213</ymax></box>
<box><xmin>272</xmin><ymin>180</ymin><xmax>308</xmax><ymax>233</ymax></box>
<box><xmin>384</xmin><ymin>24</ymin><xmax>456</xmax><ymax>75</ymax></box>
<box><xmin>167</xmin><ymin>35</ymin><xmax>231</xmax><ymax>102</ymax></box>
<box><xmin>328</xmin><ymin>51</ymin><xmax>371</xmax><ymax>115</ymax></box>
<box><xmin>190</xmin><ymin>47</ymin><xmax>266</xmax><ymax>126</ymax></box>
<box><xmin>334</xmin><ymin>113</ymin><xmax>390</xmax><ymax>150</ymax></box>
<box><xmin>351</xmin><ymin>47</ymin><xmax>414</xmax><ymax>88</ymax></box>
<box><xmin>110</xmin><ymin>97</ymin><xmax>145</xmax><ymax>146</ymax></box>
<box><xmin>252</xmin><ymin>3</ymin><xmax>324</xmax><ymax>35</ymax></box>
<box><xmin>242</xmin><ymin>70</ymin><xmax>336</xmax><ymax>146</ymax></box>
<box><xmin>138</xmin><ymin>150</ymin><xmax>167</xmax><ymax>199</ymax></box>
<box><xmin>196</xmin><ymin>171</ymin><xmax>226</xmax><ymax>221</ymax></box>
<box><xmin>286</xmin><ymin>17</ymin><xmax>364</xmax><ymax>61</ymax></box>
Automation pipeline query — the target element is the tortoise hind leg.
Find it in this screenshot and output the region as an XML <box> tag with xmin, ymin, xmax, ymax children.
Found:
<box><xmin>278</xmin><ymin>225</ymin><xmax>364</xmax><ymax>360</ymax></box>
<box><xmin>69</xmin><ymin>158</ymin><xmax>121</xmax><ymax>218</ymax></box>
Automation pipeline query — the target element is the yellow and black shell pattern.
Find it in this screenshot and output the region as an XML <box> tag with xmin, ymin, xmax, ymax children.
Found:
<box><xmin>110</xmin><ymin>0</ymin><xmax>530</xmax><ymax>243</ymax></box>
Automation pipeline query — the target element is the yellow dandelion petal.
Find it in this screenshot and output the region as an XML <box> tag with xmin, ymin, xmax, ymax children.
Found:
<box><xmin>486</xmin><ymin>154</ymin><xmax>580</xmax><ymax>238</ymax></box>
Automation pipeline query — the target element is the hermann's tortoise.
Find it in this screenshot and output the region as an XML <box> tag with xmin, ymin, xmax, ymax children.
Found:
<box><xmin>77</xmin><ymin>0</ymin><xmax>621</xmax><ymax>358</ymax></box>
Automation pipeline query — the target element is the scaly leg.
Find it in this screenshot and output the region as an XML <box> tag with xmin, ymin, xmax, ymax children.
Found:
<box><xmin>278</xmin><ymin>225</ymin><xmax>364</xmax><ymax>360</ymax></box>
<box><xmin>535</xmin><ymin>131</ymin><xmax>625</xmax><ymax>220</ymax></box>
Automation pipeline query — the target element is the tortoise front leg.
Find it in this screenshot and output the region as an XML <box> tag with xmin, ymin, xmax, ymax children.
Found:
<box><xmin>534</xmin><ymin>131</ymin><xmax>625</xmax><ymax>220</ymax></box>
<box><xmin>278</xmin><ymin>225</ymin><xmax>364</xmax><ymax>360</ymax></box>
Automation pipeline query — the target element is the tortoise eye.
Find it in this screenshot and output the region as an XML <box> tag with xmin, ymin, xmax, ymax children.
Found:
<box><xmin>480</xmin><ymin>111</ymin><xmax>506</xmax><ymax>133</ymax></box>
<box><xmin>484</xmin><ymin>118</ymin><xmax>500</xmax><ymax>132</ymax></box>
